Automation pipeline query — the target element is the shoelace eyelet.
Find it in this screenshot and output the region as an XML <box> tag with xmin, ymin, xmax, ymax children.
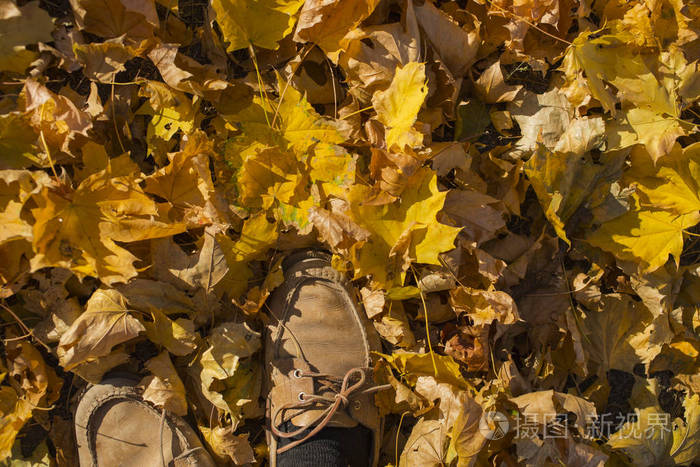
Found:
<box><xmin>298</xmin><ymin>392</ymin><xmax>305</xmax><ymax>401</ymax></box>
<box><xmin>293</xmin><ymin>369</ymin><xmax>303</xmax><ymax>379</ymax></box>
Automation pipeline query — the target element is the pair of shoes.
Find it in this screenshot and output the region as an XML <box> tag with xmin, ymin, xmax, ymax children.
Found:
<box><xmin>74</xmin><ymin>250</ymin><xmax>383</xmax><ymax>466</ymax></box>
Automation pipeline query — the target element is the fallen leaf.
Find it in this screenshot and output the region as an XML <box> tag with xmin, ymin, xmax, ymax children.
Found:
<box><xmin>587</xmin><ymin>198</ymin><xmax>700</xmax><ymax>272</ymax></box>
<box><xmin>139</xmin><ymin>351</ymin><xmax>188</xmax><ymax>416</ymax></box>
<box><xmin>0</xmin><ymin>1</ymin><xmax>54</xmax><ymax>73</ymax></box>
<box><xmin>475</xmin><ymin>61</ymin><xmax>523</xmax><ymax>103</ymax></box>
<box><xmin>73</xmin><ymin>38</ymin><xmax>133</xmax><ymax>82</ymax></box>
<box><xmin>293</xmin><ymin>0</ymin><xmax>381</xmax><ymax>60</ymax></box>
<box><xmin>372</xmin><ymin>62</ymin><xmax>428</xmax><ymax>151</ymax></box>
<box><xmin>57</xmin><ymin>288</ymin><xmax>145</xmax><ymax>370</ymax></box>
<box><xmin>69</xmin><ymin>0</ymin><xmax>158</xmax><ymax>41</ymax></box>
<box><xmin>212</xmin><ymin>0</ymin><xmax>305</xmax><ymax>51</ymax></box>
<box><xmin>413</xmin><ymin>0</ymin><xmax>480</xmax><ymax>77</ymax></box>
<box><xmin>143</xmin><ymin>309</ymin><xmax>199</xmax><ymax>356</ymax></box>
<box><xmin>200</xmin><ymin>425</ymin><xmax>256</xmax><ymax>465</ymax></box>
<box><xmin>198</xmin><ymin>322</ymin><xmax>261</xmax><ymax>424</ymax></box>
<box><xmin>346</xmin><ymin>167</ymin><xmax>461</xmax><ymax>287</ymax></box>
<box><xmin>30</xmin><ymin>161</ymin><xmax>185</xmax><ymax>284</ymax></box>
<box><xmin>399</xmin><ymin>419</ymin><xmax>446</xmax><ymax>467</ymax></box>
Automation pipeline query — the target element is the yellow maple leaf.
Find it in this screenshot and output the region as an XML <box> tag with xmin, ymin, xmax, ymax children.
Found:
<box><xmin>236</xmin><ymin>145</ymin><xmax>307</xmax><ymax>210</ymax></box>
<box><xmin>225</xmin><ymin>77</ymin><xmax>344</xmax><ymax>157</ymax></box>
<box><xmin>137</xmin><ymin>81</ymin><xmax>200</xmax><ymax>157</ymax></box>
<box><xmin>525</xmin><ymin>145</ymin><xmax>621</xmax><ymax>244</ymax></box>
<box><xmin>565</xmin><ymin>26</ymin><xmax>676</xmax><ymax>116</ymax></box>
<box><xmin>346</xmin><ymin>167</ymin><xmax>460</xmax><ymax>287</ymax></box>
<box><xmin>587</xmin><ymin>196</ymin><xmax>700</xmax><ymax>272</ymax></box>
<box><xmin>625</xmin><ymin>143</ymin><xmax>700</xmax><ymax>216</ymax></box>
<box><xmin>144</xmin><ymin>132</ymin><xmax>223</xmax><ymax>227</ymax></box>
<box><xmin>378</xmin><ymin>351</ymin><xmax>468</xmax><ymax>389</ymax></box>
<box><xmin>275</xmin><ymin>78</ymin><xmax>345</xmax><ymax>154</ymax></box>
<box><xmin>0</xmin><ymin>170</ymin><xmax>51</xmax><ymax>245</ymax></box>
<box><xmin>0</xmin><ymin>341</ymin><xmax>60</xmax><ymax>461</ymax></box>
<box><xmin>197</xmin><ymin>322</ymin><xmax>261</xmax><ymax>425</ymax></box>
<box><xmin>372</xmin><ymin>62</ymin><xmax>428</xmax><ymax>151</ymax></box>
<box><xmin>564</xmin><ymin>24</ymin><xmax>693</xmax><ymax>161</ymax></box>
<box><xmin>217</xmin><ymin>212</ymin><xmax>278</xmax><ymax>298</ymax></box>
<box><xmin>142</xmin><ymin>309</ymin><xmax>199</xmax><ymax>357</ymax></box>
<box><xmin>608</xmin><ymin>394</ymin><xmax>700</xmax><ymax>465</ymax></box>
<box><xmin>211</xmin><ymin>0</ymin><xmax>304</xmax><ymax>51</ymax></box>
<box><xmin>30</xmin><ymin>162</ymin><xmax>185</xmax><ymax>284</ymax></box>
<box><xmin>607</xmin><ymin>107</ymin><xmax>690</xmax><ymax>163</ymax></box>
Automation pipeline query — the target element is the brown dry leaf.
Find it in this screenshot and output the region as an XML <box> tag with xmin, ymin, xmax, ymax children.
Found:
<box><xmin>118</xmin><ymin>278</ymin><xmax>199</xmax><ymax>317</ymax></box>
<box><xmin>73</xmin><ymin>37</ymin><xmax>134</xmax><ymax>82</ymax></box>
<box><xmin>151</xmin><ymin>225</ymin><xmax>229</xmax><ymax>298</ymax></box>
<box><xmin>399</xmin><ymin>419</ymin><xmax>447</xmax><ymax>467</ymax></box>
<box><xmin>450</xmin><ymin>286</ymin><xmax>519</xmax><ymax>327</ymax></box>
<box><xmin>577</xmin><ymin>293</ymin><xmax>673</xmax><ymax>376</ymax></box>
<box><xmin>510</xmin><ymin>389</ymin><xmax>597</xmax><ymax>434</ymax></box>
<box><xmin>412</xmin><ymin>0</ymin><xmax>480</xmax><ymax>77</ymax></box>
<box><xmin>57</xmin><ymin>288</ymin><xmax>145</xmax><ymax>371</ymax></box>
<box><xmin>148</xmin><ymin>43</ymin><xmax>229</xmax><ymax>97</ymax></box>
<box><xmin>508</xmin><ymin>87</ymin><xmax>572</xmax><ymax>155</ymax></box>
<box><xmin>308</xmin><ymin>203</ymin><xmax>371</xmax><ymax>250</ymax></box>
<box><xmin>339</xmin><ymin>23</ymin><xmax>420</xmax><ymax>99</ymax></box>
<box><xmin>139</xmin><ymin>351</ymin><xmax>188</xmax><ymax>416</ymax></box>
<box><xmin>475</xmin><ymin>61</ymin><xmax>523</xmax><ymax>103</ymax></box>
<box><xmin>294</xmin><ymin>0</ymin><xmax>381</xmax><ymax>60</ymax></box>
<box><xmin>442</xmin><ymin>189</ymin><xmax>506</xmax><ymax>245</ymax></box>
<box><xmin>373</xmin><ymin>359</ymin><xmax>429</xmax><ymax>416</ymax></box>
<box><xmin>373</xmin><ymin>300</ymin><xmax>416</xmax><ymax>349</ymax></box>
<box><xmin>360</xmin><ymin>287</ymin><xmax>385</xmax><ymax>319</ymax></box>
<box><xmin>22</xmin><ymin>79</ymin><xmax>92</xmax><ymax>160</ymax></box>
<box><xmin>443</xmin><ymin>324</ymin><xmax>490</xmax><ymax>372</ymax></box>
<box><xmin>70</xmin><ymin>349</ymin><xmax>130</xmax><ymax>384</ymax></box>
<box><xmin>69</xmin><ymin>0</ymin><xmax>159</xmax><ymax>41</ymax></box>
<box><xmin>2</xmin><ymin>0</ymin><xmax>700</xmax><ymax>464</ymax></box>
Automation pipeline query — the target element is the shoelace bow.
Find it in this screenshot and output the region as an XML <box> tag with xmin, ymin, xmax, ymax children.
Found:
<box><xmin>271</xmin><ymin>367</ymin><xmax>390</xmax><ymax>454</ymax></box>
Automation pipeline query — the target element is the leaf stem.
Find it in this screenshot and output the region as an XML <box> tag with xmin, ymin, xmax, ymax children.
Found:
<box><xmin>410</xmin><ymin>264</ymin><xmax>438</xmax><ymax>377</ymax></box>
<box><xmin>248</xmin><ymin>44</ymin><xmax>273</xmax><ymax>128</ymax></box>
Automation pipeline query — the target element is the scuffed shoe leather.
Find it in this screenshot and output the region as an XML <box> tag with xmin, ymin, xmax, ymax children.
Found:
<box><xmin>264</xmin><ymin>249</ymin><xmax>385</xmax><ymax>467</ymax></box>
<box><xmin>74</xmin><ymin>377</ymin><xmax>215</xmax><ymax>467</ymax></box>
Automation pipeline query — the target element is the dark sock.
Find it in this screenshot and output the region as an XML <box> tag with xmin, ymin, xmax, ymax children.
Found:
<box><xmin>277</xmin><ymin>423</ymin><xmax>372</xmax><ymax>467</ymax></box>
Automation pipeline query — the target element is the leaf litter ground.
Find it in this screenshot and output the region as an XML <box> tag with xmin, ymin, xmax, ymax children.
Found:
<box><xmin>0</xmin><ymin>0</ymin><xmax>700</xmax><ymax>465</ymax></box>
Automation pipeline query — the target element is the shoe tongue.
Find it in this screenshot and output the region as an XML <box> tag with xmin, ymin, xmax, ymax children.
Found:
<box><xmin>290</xmin><ymin>405</ymin><xmax>359</xmax><ymax>429</ymax></box>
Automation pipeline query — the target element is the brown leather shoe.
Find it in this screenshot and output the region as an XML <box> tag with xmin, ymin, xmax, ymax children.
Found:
<box><xmin>264</xmin><ymin>250</ymin><xmax>384</xmax><ymax>466</ymax></box>
<box><xmin>74</xmin><ymin>377</ymin><xmax>215</xmax><ymax>467</ymax></box>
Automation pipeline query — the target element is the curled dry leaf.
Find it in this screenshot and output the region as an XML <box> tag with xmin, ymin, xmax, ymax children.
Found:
<box><xmin>200</xmin><ymin>425</ymin><xmax>256</xmax><ymax>465</ymax></box>
<box><xmin>58</xmin><ymin>288</ymin><xmax>145</xmax><ymax>371</ymax></box>
<box><xmin>139</xmin><ymin>351</ymin><xmax>188</xmax><ymax>416</ymax></box>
